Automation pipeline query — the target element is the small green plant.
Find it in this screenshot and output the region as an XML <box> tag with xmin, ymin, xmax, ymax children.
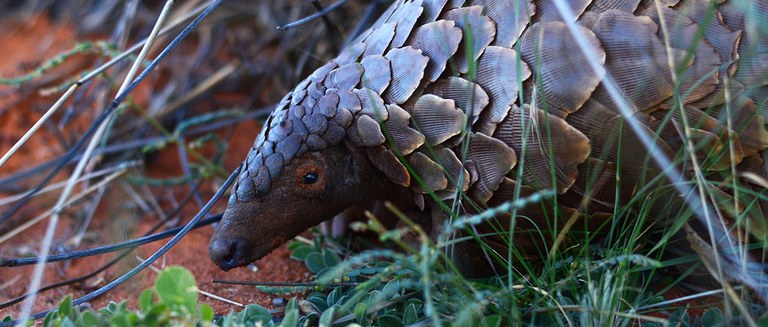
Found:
<box><xmin>217</xmin><ymin>299</ymin><xmax>300</xmax><ymax>327</ymax></box>
<box><xmin>36</xmin><ymin>266</ymin><xmax>215</xmax><ymax>326</ymax></box>
<box><xmin>20</xmin><ymin>266</ymin><xmax>305</xmax><ymax>327</ymax></box>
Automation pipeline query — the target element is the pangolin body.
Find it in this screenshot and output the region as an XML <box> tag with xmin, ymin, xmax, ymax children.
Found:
<box><xmin>209</xmin><ymin>0</ymin><xmax>768</xmax><ymax>272</ymax></box>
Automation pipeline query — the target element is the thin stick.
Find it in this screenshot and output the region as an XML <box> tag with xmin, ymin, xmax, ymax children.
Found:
<box><xmin>212</xmin><ymin>279</ymin><xmax>361</xmax><ymax>287</ymax></box>
<box><xmin>1</xmin><ymin>215</ymin><xmax>221</xmax><ymax>266</ymax></box>
<box><xmin>199</xmin><ymin>289</ymin><xmax>244</xmax><ymax>307</ymax></box>
<box><xmin>278</xmin><ymin>0</ymin><xmax>348</xmax><ymax>30</ymax></box>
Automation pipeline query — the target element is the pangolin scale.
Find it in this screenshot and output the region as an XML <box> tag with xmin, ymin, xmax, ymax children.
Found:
<box><xmin>209</xmin><ymin>0</ymin><xmax>768</xmax><ymax>276</ymax></box>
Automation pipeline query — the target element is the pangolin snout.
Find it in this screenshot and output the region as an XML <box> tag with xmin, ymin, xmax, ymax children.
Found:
<box><xmin>208</xmin><ymin>236</ymin><xmax>249</xmax><ymax>271</ymax></box>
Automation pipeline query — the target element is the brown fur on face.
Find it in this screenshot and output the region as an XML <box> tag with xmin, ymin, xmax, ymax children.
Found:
<box><xmin>208</xmin><ymin>143</ymin><xmax>406</xmax><ymax>270</ymax></box>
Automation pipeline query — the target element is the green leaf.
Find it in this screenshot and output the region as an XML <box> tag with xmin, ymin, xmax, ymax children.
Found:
<box><xmin>109</xmin><ymin>313</ymin><xmax>133</xmax><ymax>327</ymax></box>
<box><xmin>305</xmin><ymin>252</ymin><xmax>326</xmax><ymax>273</ymax></box>
<box><xmin>291</xmin><ymin>246</ymin><xmax>315</xmax><ymax>261</ymax></box>
<box><xmin>57</xmin><ymin>295</ymin><xmax>74</xmax><ymax>319</ymax></box>
<box><xmin>281</xmin><ymin>311</ymin><xmax>299</xmax><ymax>327</ymax></box>
<box><xmin>139</xmin><ymin>288</ymin><xmax>154</xmax><ymax>313</ymax></box>
<box><xmin>199</xmin><ymin>303</ymin><xmax>215</xmax><ymax>322</ymax></box>
<box><xmin>405</xmin><ymin>299</ymin><xmax>422</xmax><ymax>312</ymax></box>
<box><xmin>322</xmin><ymin>249</ymin><xmax>342</xmax><ymax>267</ymax></box>
<box><xmin>288</xmin><ymin>241</ymin><xmax>303</xmax><ymax>251</ymax></box>
<box><xmin>44</xmin><ymin>312</ymin><xmax>56</xmax><ymax>327</ymax></box>
<box><xmin>281</xmin><ymin>299</ymin><xmax>300</xmax><ymax>327</ymax></box>
<box><xmin>480</xmin><ymin>314</ymin><xmax>501</xmax><ymax>327</ymax></box>
<box><xmin>217</xmin><ymin>312</ymin><xmax>235</xmax><ymax>327</ymax></box>
<box><xmin>327</xmin><ymin>288</ymin><xmax>341</xmax><ymax>306</ymax></box>
<box><xmin>155</xmin><ymin>266</ymin><xmax>198</xmax><ymax>315</ymax></box>
<box><xmin>365</xmin><ymin>290</ymin><xmax>383</xmax><ymax>306</ymax></box>
<box><xmin>403</xmin><ymin>303</ymin><xmax>419</xmax><ymax>325</ymax></box>
<box><xmin>319</xmin><ymin>305</ymin><xmax>337</xmax><ymax>327</ymax></box>
<box><xmin>78</xmin><ymin>311</ymin><xmax>103</xmax><ymax>326</ymax></box>
<box><xmin>668</xmin><ymin>309</ymin><xmax>692</xmax><ymax>327</ymax></box>
<box><xmin>354</xmin><ymin>303</ymin><xmax>367</xmax><ymax>324</ymax></box>
<box><xmin>307</xmin><ymin>295</ymin><xmax>329</xmax><ymax>313</ymax></box>
<box><xmin>381</xmin><ymin>280</ymin><xmax>402</xmax><ymax>298</ymax></box>
<box><xmin>287</xmin><ymin>297</ymin><xmax>298</xmax><ymax>311</ymax></box>
<box><xmin>239</xmin><ymin>304</ymin><xmax>273</xmax><ymax>325</ymax></box>
<box><xmin>144</xmin><ymin>303</ymin><xmax>168</xmax><ymax>325</ymax></box>
<box><xmin>359</xmin><ymin>267</ymin><xmax>380</xmax><ymax>275</ymax></box>
<box><xmin>377</xmin><ymin>314</ymin><xmax>404</xmax><ymax>327</ymax></box>
<box><xmin>107</xmin><ymin>301</ymin><xmax>119</xmax><ymax>314</ymax></box>
<box><xmin>700</xmin><ymin>308</ymin><xmax>723</xmax><ymax>326</ymax></box>
<box><xmin>60</xmin><ymin>317</ymin><xmax>75</xmax><ymax>327</ymax></box>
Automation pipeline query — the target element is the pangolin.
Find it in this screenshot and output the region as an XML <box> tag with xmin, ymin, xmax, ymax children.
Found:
<box><xmin>209</xmin><ymin>0</ymin><xmax>768</xmax><ymax>273</ymax></box>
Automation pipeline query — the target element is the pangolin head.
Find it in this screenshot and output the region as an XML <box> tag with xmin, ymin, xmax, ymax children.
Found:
<box><xmin>208</xmin><ymin>58</ymin><xmax>411</xmax><ymax>270</ymax></box>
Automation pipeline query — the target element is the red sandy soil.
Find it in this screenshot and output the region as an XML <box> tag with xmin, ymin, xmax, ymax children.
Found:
<box><xmin>0</xmin><ymin>12</ymin><xmax>310</xmax><ymax>319</ymax></box>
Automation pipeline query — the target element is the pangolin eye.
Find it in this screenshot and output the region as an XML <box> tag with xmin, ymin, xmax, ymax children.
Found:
<box><xmin>301</xmin><ymin>172</ymin><xmax>318</xmax><ymax>185</ymax></box>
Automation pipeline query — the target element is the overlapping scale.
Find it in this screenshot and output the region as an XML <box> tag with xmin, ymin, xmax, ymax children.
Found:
<box><xmin>467</xmin><ymin>0</ymin><xmax>534</xmax><ymax>47</ymax></box>
<box><xmin>520</xmin><ymin>21</ymin><xmax>604</xmax><ymax>118</ymax></box>
<box><xmin>467</xmin><ymin>133</ymin><xmax>518</xmax><ymax>203</ymax></box>
<box><xmin>362</xmin><ymin>22</ymin><xmax>396</xmax><ymax>57</ymax></box>
<box><xmin>384</xmin><ymin>104</ymin><xmax>425</xmax><ymax>155</ymax></box>
<box><xmin>406</xmin><ymin>20</ymin><xmax>462</xmax><ymax>82</ymax></box>
<box><xmin>355</xmin><ymin>87</ymin><xmax>389</xmax><ymax>120</ymax></box>
<box><xmin>588</xmin><ymin>0</ymin><xmax>641</xmax><ymax>13</ymax></box>
<box><xmin>388</xmin><ymin>0</ymin><xmax>426</xmax><ymax>48</ymax></box>
<box><xmin>586</xmin><ymin>10</ymin><xmax>676</xmax><ymax>111</ymax></box>
<box><xmin>383</xmin><ymin>46</ymin><xmax>429</xmax><ymax>104</ymax></box>
<box><xmin>433</xmin><ymin>147</ymin><xmax>470</xmax><ymax>192</ymax></box>
<box><xmin>495</xmin><ymin>105</ymin><xmax>591</xmax><ymax>194</ymax></box>
<box><xmin>474</xmin><ymin>46</ymin><xmax>531</xmax><ymax>134</ymax></box>
<box><xmin>360</xmin><ymin>55</ymin><xmax>392</xmax><ymax>94</ymax></box>
<box><xmin>425</xmin><ymin>76</ymin><xmax>489</xmax><ymax>122</ymax></box>
<box><xmin>357</xmin><ymin>115</ymin><xmax>387</xmax><ymax>147</ymax></box>
<box><xmin>534</xmin><ymin>0</ymin><xmax>591</xmax><ymax>22</ymax></box>
<box><xmin>326</xmin><ymin>63</ymin><xmax>364</xmax><ymax>91</ymax></box>
<box><xmin>409</xmin><ymin>152</ymin><xmax>449</xmax><ymax>193</ymax></box>
<box><xmin>231</xmin><ymin>0</ymin><xmax>768</xmax><ymax>260</ymax></box>
<box><xmin>412</xmin><ymin>94</ymin><xmax>466</xmax><ymax>146</ymax></box>
<box><xmin>367</xmin><ymin>146</ymin><xmax>411</xmax><ymax>186</ymax></box>
<box><xmin>566</xmin><ymin>99</ymin><xmax>673</xmax><ymax>168</ymax></box>
<box><xmin>644</xmin><ymin>7</ymin><xmax>721</xmax><ymax>107</ymax></box>
<box><xmin>442</xmin><ymin>6</ymin><xmax>496</xmax><ymax>74</ymax></box>
<box><xmin>719</xmin><ymin>0</ymin><xmax>768</xmax><ymax>87</ymax></box>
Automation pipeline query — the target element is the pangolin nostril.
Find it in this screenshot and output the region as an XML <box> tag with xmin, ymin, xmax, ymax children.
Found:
<box><xmin>209</xmin><ymin>238</ymin><xmax>239</xmax><ymax>266</ymax></box>
<box><xmin>225</xmin><ymin>241</ymin><xmax>237</xmax><ymax>263</ymax></box>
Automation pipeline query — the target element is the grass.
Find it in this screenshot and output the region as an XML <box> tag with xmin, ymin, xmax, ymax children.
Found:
<box><xmin>1</xmin><ymin>0</ymin><xmax>768</xmax><ymax>326</ymax></box>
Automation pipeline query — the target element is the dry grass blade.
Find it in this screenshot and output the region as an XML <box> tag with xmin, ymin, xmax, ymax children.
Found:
<box><xmin>0</xmin><ymin>85</ymin><xmax>77</xmax><ymax>170</ymax></box>
<box><xmin>0</xmin><ymin>162</ymin><xmax>135</xmax><ymax>245</ymax></box>
<box><xmin>0</xmin><ymin>162</ymin><xmax>135</xmax><ymax>207</ymax></box>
